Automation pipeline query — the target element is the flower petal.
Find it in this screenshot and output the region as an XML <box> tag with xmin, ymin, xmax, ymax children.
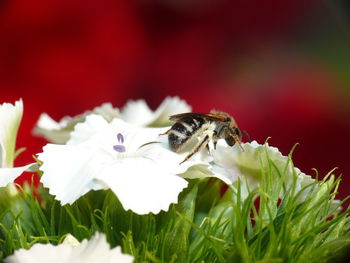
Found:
<box><xmin>108</xmin><ymin>117</ymin><xmax>168</xmax><ymax>153</ymax></box>
<box><xmin>211</xmin><ymin>140</ymin><xmax>315</xmax><ymax>198</ymax></box>
<box><xmin>120</xmin><ymin>99</ymin><xmax>154</xmax><ymax>126</ymax></box>
<box><xmin>207</xmin><ymin>164</ymin><xmax>239</xmax><ymax>185</ymax></box>
<box><xmin>96</xmin><ymin>158</ymin><xmax>188</xmax><ymax>215</ymax></box>
<box><xmin>0</xmin><ymin>99</ymin><xmax>23</xmax><ymax>168</ymax></box>
<box><xmin>4</xmin><ymin>233</ymin><xmax>134</xmax><ymax>263</ymax></box>
<box><xmin>121</xmin><ymin>96</ymin><xmax>191</xmax><ymax>126</ymax></box>
<box><xmin>32</xmin><ymin>113</ymin><xmax>72</xmax><ymax>144</ymax></box>
<box><xmin>91</xmin><ymin>103</ymin><xmax>121</xmax><ymax>122</ymax></box>
<box><xmin>69</xmin><ymin>115</ymin><xmax>169</xmax><ymax>153</ymax></box>
<box><xmin>0</xmin><ymin>163</ymin><xmax>38</xmax><ymax>187</ymax></box>
<box><xmin>211</xmin><ymin>140</ymin><xmax>288</xmax><ymax>183</ymax></box>
<box><xmin>67</xmin><ymin>114</ymin><xmax>112</xmax><ymax>145</ymax></box>
<box><xmin>33</xmin><ymin>103</ymin><xmax>120</xmax><ymax>144</ymax></box>
<box><xmin>136</xmin><ymin>134</ymin><xmax>214</xmax><ymax>178</ymax></box>
<box><xmin>38</xmin><ymin>144</ymin><xmax>107</xmax><ymax>205</ymax></box>
<box><xmin>150</xmin><ymin>96</ymin><xmax>192</xmax><ymax>126</ymax></box>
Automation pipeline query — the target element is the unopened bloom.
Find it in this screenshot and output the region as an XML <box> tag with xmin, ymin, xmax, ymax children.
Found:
<box><xmin>37</xmin><ymin>114</ymin><xmax>201</xmax><ymax>215</ymax></box>
<box><xmin>4</xmin><ymin>233</ymin><xmax>133</xmax><ymax>263</ymax></box>
<box><xmin>34</xmin><ymin>96</ymin><xmax>191</xmax><ymax>143</ymax></box>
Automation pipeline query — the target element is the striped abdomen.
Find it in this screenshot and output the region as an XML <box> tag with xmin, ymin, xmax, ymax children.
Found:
<box><xmin>168</xmin><ymin>117</ymin><xmax>205</xmax><ymax>151</ymax></box>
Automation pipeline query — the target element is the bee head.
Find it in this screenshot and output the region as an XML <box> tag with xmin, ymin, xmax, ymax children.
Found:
<box><xmin>225</xmin><ymin>127</ymin><xmax>242</xmax><ymax>146</ymax></box>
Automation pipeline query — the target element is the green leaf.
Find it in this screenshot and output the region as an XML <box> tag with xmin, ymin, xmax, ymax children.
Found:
<box><xmin>163</xmin><ymin>183</ymin><xmax>198</xmax><ymax>262</ymax></box>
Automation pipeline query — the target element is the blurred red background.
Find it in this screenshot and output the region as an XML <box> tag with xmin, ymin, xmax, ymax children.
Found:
<box><xmin>1</xmin><ymin>0</ymin><xmax>350</xmax><ymax>201</ymax></box>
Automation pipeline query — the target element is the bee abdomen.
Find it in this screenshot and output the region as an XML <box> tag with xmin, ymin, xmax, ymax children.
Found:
<box><xmin>168</xmin><ymin>117</ymin><xmax>205</xmax><ymax>151</ymax></box>
<box><xmin>168</xmin><ymin>130</ymin><xmax>188</xmax><ymax>151</ymax></box>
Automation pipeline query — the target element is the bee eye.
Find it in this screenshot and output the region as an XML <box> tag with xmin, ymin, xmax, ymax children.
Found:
<box><xmin>225</xmin><ymin>136</ymin><xmax>235</xmax><ymax>146</ymax></box>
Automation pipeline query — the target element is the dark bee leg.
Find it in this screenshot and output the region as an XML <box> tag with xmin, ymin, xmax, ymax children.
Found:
<box><xmin>179</xmin><ymin>134</ymin><xmax>210</xmax><ymax>164</ymax></box>
<box><xmin>159</xmin><ymin>129</ymin><xmax>170</xmax><ymax>136</ymax></box>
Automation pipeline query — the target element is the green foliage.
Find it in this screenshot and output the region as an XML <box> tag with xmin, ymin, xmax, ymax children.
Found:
<box><xmin>1</xmin><ymin>147</ymin><xmax>350</xmax><ymax>262</ymax></box>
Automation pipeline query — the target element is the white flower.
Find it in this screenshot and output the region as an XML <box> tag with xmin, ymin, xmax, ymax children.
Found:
<box><xmin>34</xmin><ymin>96</ymin><xmax>191</xmax><ymax>144</ymax></box>
<box><xmin>4</xmin><ymin>233</ymin><xmax>134</xmax><ymax>263</ymax></box>
<box><xmin>0</xmin><ymin>99</ymin><xmax>38</xmax><ymax>188</ymax></box>
<box><xmin>210</xmin><ymin>140</ymin><xmax>315</xmax><ymax>199</ymax></box>
<box><xmin>37</xmin><ymin>114</ymin><xmax>203</xmax><ymax>215</ymax></box>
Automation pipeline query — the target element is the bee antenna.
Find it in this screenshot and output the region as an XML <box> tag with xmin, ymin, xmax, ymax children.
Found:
<box><xmin>232</xmin><ymin>135</ymin><xmax>244</xmax><ymax>152</ymax></box>
<box><xmin>242</xmin><ymin>130</ymin><xmax>251</xmax><ymax>143</ymax></box>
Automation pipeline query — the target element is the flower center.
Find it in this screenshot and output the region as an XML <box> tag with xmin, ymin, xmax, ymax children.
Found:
<box><xmin>113</xmin><ymin>133</ymin><xmax>126</xmax><ymax>153</ymax></box>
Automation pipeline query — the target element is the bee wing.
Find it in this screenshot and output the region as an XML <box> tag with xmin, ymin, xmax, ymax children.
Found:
<box><xmin>202</xmin><ymin>113</ymin><xmax>230</xmax><ymax>122</ymax></box>
<box><xmin>169</xmin><ymin>112</ymin><xmax>207</xmax><ymax>121</ymax></box>
<box><xmin>169</xmin><ymin>112</ymin><xmax>228</xmax><ymax>122</ymax></box>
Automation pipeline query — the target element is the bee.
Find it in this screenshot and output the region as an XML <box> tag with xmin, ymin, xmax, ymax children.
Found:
<box><xmin>161</xmin><ymin>110</ymin><xmax>243</xmax><ymax>164</ymax></box>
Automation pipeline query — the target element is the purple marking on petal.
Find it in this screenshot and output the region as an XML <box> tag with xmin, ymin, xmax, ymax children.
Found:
<box><xmin>113</xmin><ymin>145</ymin><xmax>126</xmax><ymax>153</ymax></box>
<box><xmin>117</xmin><ymin>133</ymin><xmax>124</xmax><ymax>143</ymax></box>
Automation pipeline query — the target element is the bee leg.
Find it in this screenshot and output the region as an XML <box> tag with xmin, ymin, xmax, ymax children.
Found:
<box><xmin>179</xmin><ymin>135</ymin><xmax>210</xmax><ymax>164</ymax></box>
<box><xmin>231</xmin><ymin>134</ymin><xmax>244</xmax><ymax>152</ymax></box>
<box><xmin>159</xmin><ymin>129</ymin><xmax>170</xmax><ymax>136</ymax></box>
<box><xmin>206</xmin><ymin>140</ymin><xmax>216</xmax><ymax>152</ymax></box>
